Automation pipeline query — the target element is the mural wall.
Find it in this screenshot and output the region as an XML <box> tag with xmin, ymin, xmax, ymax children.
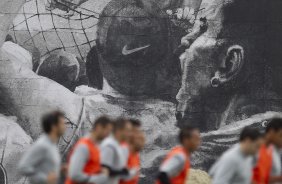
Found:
<box><xmin>0</xmin><ymin>0</ymin><xmax>282</xmax><ymax>183</ymax></box>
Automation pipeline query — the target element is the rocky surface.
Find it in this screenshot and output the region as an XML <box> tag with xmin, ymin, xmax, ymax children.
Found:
<box><xmin>186</xmin><ymin>169</ymin><xmax>211</xmax><ymax>184</ymax></box>
<box><xmin>0</xmin><ymin>114</ymin><xmax>33</xmax><ymax>184</ymax></box>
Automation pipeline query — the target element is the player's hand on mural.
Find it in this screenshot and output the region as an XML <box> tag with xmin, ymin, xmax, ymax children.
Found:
<box><xmin>166</xmin><ymin>7</ymin><xmax>196</xmax><ymax>24</ymax></box>
<box><xmin>63</xmin><ymin>10</ymin><xmax>75</xmax><ymax>17</ymax></box>
<box><xmin>181</xmin><ymin>36</ymin><xmax>190</xmax><ymax>47</ymax></box>
<box><xmin>47</xmin><ymin>172</ymin><xmax>58</xmax><ymax>184</ymax></box>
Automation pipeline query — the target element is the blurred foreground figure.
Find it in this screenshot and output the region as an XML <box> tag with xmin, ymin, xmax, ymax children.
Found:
<box><xmin>252</xmin><ymin>118</ymin><xmax>282</xmax><ymax>184</ymax></box>
<box><xmin>209</xmin><ymin>127</ymin><xmax>263</xmax><ymax>184</ymax></box>
<box><xmin>156</xmin><ymin>126</ymin><xmax>201</xmax><ymax>184</ymax></box>
<box><xmin>18</xmin><ymin>111</ymin><xmax>66</xmax><ymax>184</ymax></box>
<box><xmin>65</xmin><ymin>116</ymin><xmax>113</xmax><ymax>184</ymax></box>
<box><xmin>101</xmin><ymin>118</ymin><xmax>134</xmax><ymax>184</ymax></box>
<box><xmin>120</xmin><ymin>119</ymin><xmax>145</xmax><ymax>184</ymax></box>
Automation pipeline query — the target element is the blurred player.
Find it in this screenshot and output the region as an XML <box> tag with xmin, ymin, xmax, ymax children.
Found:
<box><xmin>252</xmin><ymin>118</ymin><xmax>282</xmax><ymax>184</ymax></box>
<box><xmin>120</xmin><ymin>119</ymin><xmax>145</xmax><ymax>184</ymax></box>
<box><xmin>18</xmin><ymin>111</ymin><xmax>66</xmax><ymax>184</ymax></box>
<box><xmin>156</xmin><ymin>126</ymin><xmax>201</xmax><ymax>184</ymax></box>
<box><xmin>209</xmin><ymin>127</ymin><xmax>263</xmax><ymax>184</ymax></box>
<box><xmin>101</xmin><ymin>118</ymin><xmax>134</xmax><ymax>184</ymax></box>
<box><xmin>65</xmin><ymin>116</ymin><xmax>113</xmax><ymax>184</ymax></box>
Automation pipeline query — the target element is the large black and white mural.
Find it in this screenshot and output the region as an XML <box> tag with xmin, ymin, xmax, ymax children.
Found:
<box><xmin>1</xmin><ymin>0</ymin><xmax>282</xmax><ymax>183</ymax></box>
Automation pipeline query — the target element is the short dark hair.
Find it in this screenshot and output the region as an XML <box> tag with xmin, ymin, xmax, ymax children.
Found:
<box><xmin>113</xmin><ymin>118</ymin><xmax>130</xmax><ymax>132</ymax></box>
<box><xmin>179</xmin><ymin>126</ymin><xmax>198</xmax><ymax>143</ymax></box>
<box><xmin>239</xmin><ymin>127</ymin><xmax>262</xmax><ymax>142</ymax></box>
<box><xmin>92</xmin><ymin>116</ymin><xmax>112</xmax><ymax>129</ymax></box>
<box><xmin>129</xmin><ymin>118</ymin><xmax>141</xmax><ymax>128</ymax></box>
<box><xmin>266</xmin><ymin>118</ymin><xmax>282</xmax><ymax>133</ymax></box>
<box><xmin>41</xmin><ymin>110</ymin><xmax>65</xmax><ymax>133</ymax></box>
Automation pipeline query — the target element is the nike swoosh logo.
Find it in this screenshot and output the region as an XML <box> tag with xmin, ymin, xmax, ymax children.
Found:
<box><xmin>122</xmin><ymin>44</ymin><xmax>150</xmax><ymax>55</ymax></box>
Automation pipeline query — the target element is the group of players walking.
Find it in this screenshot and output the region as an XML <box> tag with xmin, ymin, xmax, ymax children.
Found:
<box><xmin>18</xmin><ymin>110</ymin><xmax>282</xmax><ymax>184</ymax></box>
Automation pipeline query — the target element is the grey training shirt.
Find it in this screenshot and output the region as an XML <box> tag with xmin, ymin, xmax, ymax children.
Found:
<box><xmin>271</xmin><ymin>146</ymin><xmax>282</xmax><ymax>177</ymax></box>
<box><xmin>18</xmin><ymin>134</ymin><xmax>61</xmax><ymax>184</ymax></box>
<box><xmin>100</xmin><ymin>135</ymin><xmax>128</xmax><ymax>184</ymax></box>
<box><xmin>209</xmin><ymin>144</ymin><xmax>253</xmax><ymax>184</ymax></box>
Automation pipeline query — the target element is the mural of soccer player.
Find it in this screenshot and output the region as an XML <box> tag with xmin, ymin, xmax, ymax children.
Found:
<box><xmin>0</xmin><ymin>3</ymin><xmax>180</xmax><ymax>183</ymax></box>
<box><xmin>1</xmin><ymin>0</ymin><xmax>282</xmax><ymax>183</ymax></box>
<box><xmin>10</xmin><ymin>0</ymin><xmax>201</xmax><ymax>100</ymax></box>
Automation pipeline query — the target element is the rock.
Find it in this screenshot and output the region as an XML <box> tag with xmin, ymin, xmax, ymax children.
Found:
<box><xmin>1</xmin><ymin>41</ymin><xmax>33</xmax><ymax>70</ymax></box>
<box><xmin>0</xmin><ymin>114</ymin><xmax>33</xmax><ymax>184</ymax></box>
<box><xmin>186</xmin><ymin>169</ymin><xmax>211</xmax><ymax>184</ymax></box>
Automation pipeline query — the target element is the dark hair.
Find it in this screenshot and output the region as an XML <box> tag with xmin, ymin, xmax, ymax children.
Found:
<box><xmin>239</xmin><ymin>127</ymin><xmax>262</xmax><ymax>142</ymax></box>
<box><xmin>179</xmin><ymin>126</ymin><xmax>198</xmax><ymax>143</ymax></box>
<box><xmin>92</xmin><ymin>116</ymin><xmax>112</xmax><ymax>129</ymax></box>
<box><xmin>129</xmin><ymin>118</ymin><xmax>141</xmax><ymax>127</ymax></box>
<box><xmin>41</xmin><ymin>110</ymin><xmax>65</xmax><ymax>133</ymax></box>
<box><xmin>266</xmin><ymin>118</ymin><xmax>282</xmax><ymax>133</ymax></box>
<box><xmin>113</xmin><ymin>118</ymin><xmax>130</xmax><ymax>132</ymax></box>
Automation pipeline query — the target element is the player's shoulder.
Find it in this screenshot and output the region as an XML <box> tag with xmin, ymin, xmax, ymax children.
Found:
<box><xmin>170</xmin><ymin>152</ymin><xmax>187</xmax><ymax>163</ymax></box>
<box><xmin>101</xmin><ymin>136</ymin><xmax>117</xmax><ymax>148</ymax></box>
<box><xmin>32</xmin><ymin>136</ymin><xmax>51</xmax><ymax>151</ymax></box>
<box><xmin>220</xmin><ymin>145</ymin><xmax>241</xmax><ymax>162</ymax></box>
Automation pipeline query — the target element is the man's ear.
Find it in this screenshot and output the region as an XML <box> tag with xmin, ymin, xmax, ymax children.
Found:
<box><xmin>211</xmin><ymin>45</ymin><xmax>244</xmax><ymax>87</ymax></box>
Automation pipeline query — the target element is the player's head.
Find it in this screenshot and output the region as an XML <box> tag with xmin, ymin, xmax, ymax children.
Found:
<box><xmin>129</xmin><ymin>119</ymin><xmax>145</xmax><ymax>152</ymax></box>
<box><xmin>239</xmin><ymin>127</ymin><xmax>263</xmax><ymax>155</ymax></box>
<box><xmin>176</xmin><ymin>0</ymin><xmax>282</xmax><ymax>131</ymax></box>
<box><xmin>41</xmin><ymin>110</ymin><xmax>66</xmax><ymax>137</ymax></box>
<box><xmin>113</xmin><ymin>118</ymin><xmax>133</xmax><ymax>142</ymax></box>
<box><xmin>265</xmin><ymin>118</ymin><xmax>282</xmax><ymax>148</ymax></box>
<box><xmin>179</xmin><ymin>126</ymin><xmax>201</xmax><ymax>152</ymax></box>
<box><xmin>92</xmin><ymin>116</ymin><xmax>113</xmax><ymax>141</ymax></box>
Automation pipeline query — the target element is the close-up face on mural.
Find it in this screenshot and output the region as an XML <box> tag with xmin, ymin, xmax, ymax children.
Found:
<box><xmin>1</xmin><ymin>0</ymin><xmax>282</xmax><ymax>183</ymax></box>
<box><xmin>177</xmin><ymin>0</ymin><xmax>282</xmax><ymax>131</ymax></box>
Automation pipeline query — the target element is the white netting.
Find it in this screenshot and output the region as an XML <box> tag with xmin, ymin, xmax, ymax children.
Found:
<box><xmin>9</xmin><ymin>0</ymin><xmax>110</xmax><ymax>60</ymax></box>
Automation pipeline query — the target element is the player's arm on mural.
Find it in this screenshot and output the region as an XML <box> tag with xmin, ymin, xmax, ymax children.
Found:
<box><xmin>193</xmin><ymin>111</ymin><xmax>282</xmax><ymax>168</ymax></box>
<box><xmin>0</xmin><ymin>0</ymin><xmax>83</xmax><ymax>139</ymax></box>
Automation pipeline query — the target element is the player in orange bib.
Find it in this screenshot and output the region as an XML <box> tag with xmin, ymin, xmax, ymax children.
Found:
<box><xmin>156</xmin><ymin>126</ymin><xmax>201</xmax><ymax>184</ymax></box>
<box><xmin>120</xmin><ymin>119</ymin><xmax>145</xmax><ymax>184</ymax></box>
<box><xmin>65</xmin><ymin>116</ymin><xmax>113</xmax><ymax>184</ymax></box>
<box><xmin>252</xmin><ymin>118</ymin><xmax>282</xmax><ymax>184</ymax></box>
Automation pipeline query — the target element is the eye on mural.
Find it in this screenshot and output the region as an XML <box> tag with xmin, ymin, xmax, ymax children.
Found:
<box><xmin>0</xmin><ymin>0</ymin><xmax>282</xmax><ymax>183</ymax></box>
